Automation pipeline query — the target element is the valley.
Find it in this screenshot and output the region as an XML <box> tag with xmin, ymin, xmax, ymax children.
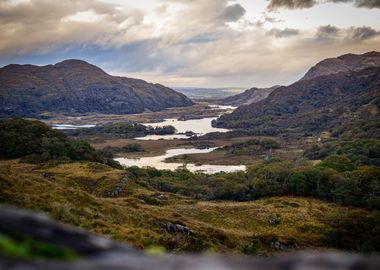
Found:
<box><xmin>1</xmin><ymin>1</ymin><xmax>380</xmax><ymax>268</ymax></box>
<box><xmin>0</xmin><ymin>52</ymin><xmax>379</xmax><ymax>261</ymax></box>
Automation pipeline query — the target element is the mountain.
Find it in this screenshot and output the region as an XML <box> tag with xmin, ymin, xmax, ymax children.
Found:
<box><xmin>173</xmin><ymin>87</ymin><xmax>245</xmax><ymax>100</ymax></box>
<box><xmin>215</xmin><ymin>65</ymin><xmax>380</xmax><ymax>138</ymax></box>
<box><xmin>215</xmin><ymin>86</ymin><xmax>280</xmax><ymax>106</ymax></box>
<box><xmin>213</xmin><ymin>52</ymin><xmax>380</xmax><ymax>107</ymax></box>
<box><xmin>0</xmin><ymin>60</ymin><xmax>193</xmax><ymax>117</ymax></box>
<box><xmin>301</xmin><ymin>51</ymin><xmax>380</xmax><ymax>81</ymax></box>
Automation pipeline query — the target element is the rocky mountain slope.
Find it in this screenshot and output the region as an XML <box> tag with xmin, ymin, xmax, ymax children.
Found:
<box><xmin>0</xmin><ymin>60</ymin><xmax>193</xmax><ymax>117</ymax></box>
<box><xmin>216</xmin><ymin>86</ymin><xmax>280</xmax><ymax>106</ymax></box>
<box><xmin>301</xmin><ymin>51</ymin><xmax>380</xmax><ymax>81</ymax></box>
<box><xmin>215</xmin><ymin>64</ymin><xmax>380</xmax><ymax>138</ymax></box>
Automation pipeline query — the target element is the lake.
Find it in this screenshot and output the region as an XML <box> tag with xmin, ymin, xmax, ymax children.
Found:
<box><xmin>51</xmin><ymin>124</ymin><xmax>96</xmax><ymax>130</ymax></box>
<box><xmin>136</xmin><ymin>117</ymin><xmax>230</xmax><ymax>140</ymax></box>
<box><xmin>115</xmin><ymin>147</ymin><xmax>246</xmax><ymax>174</ymax></box>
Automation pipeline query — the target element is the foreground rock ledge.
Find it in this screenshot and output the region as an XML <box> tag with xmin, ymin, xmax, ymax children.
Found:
<box><xmin>0</xmin><ymin>205</ymin><xmax>379</xmax><ymax>270</ymax></box>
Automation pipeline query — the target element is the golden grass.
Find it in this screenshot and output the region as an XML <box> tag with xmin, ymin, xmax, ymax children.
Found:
<box><xmin>0</xmin><ymin>160</ymin><xmax>368</xmax><ymax>254</ymax></box>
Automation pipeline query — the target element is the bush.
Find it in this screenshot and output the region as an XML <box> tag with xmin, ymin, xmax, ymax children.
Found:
<box><xmin>123</xmin><ymin>143</ymin><xmax>144</xmax><ymax>153</ymax></box>
<box><xmin>318</xmin><ymin>155</ymin><xmax>356</xmax><ymax>172</ymax></box>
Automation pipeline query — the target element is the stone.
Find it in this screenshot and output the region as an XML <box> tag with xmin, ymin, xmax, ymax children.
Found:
<box><xmin>42</xmin><ymin>172</ymin><xmax>55</xmax><ymax>179</ymax></box>
<box><xmin>154</xmin><ymin>194</ymin><xmax>168</xmax><ymax>201</ymax></box>
<box><xmin>159</xmin><ymin>222</ymin><xmax>194</xmax><ymax>235</ymax></box>
<box><xmin>103</xmin><ymin>175</ymin><xmax>128</xmax><ymax>197</ymax></box>
<box><xmin>269</xmin><ymin>214</ymin><xmax>281</xmax><ymax>226</ymax></box>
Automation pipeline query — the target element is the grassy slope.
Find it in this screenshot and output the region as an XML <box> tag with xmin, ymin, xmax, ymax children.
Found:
<box><xmin>0</xmin><ymin>160</ymin><xmax>368</xmax><ymax>254</ymax></box>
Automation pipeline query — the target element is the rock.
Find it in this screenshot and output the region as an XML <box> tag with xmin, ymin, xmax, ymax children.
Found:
<box><xmin>270</xmin><ymin>240</ymin><xmax>298</xmax><ymax>251</ymax></box>
<box><xmin>159</xmin><ymin>222</ymin><xmax>194</xmax><ymax>235</ymax></box>
<box><xmin>103</xmin><ymin>175</ymin><xmax>128</xmax><ymax>197</ymax></box>
<box><xmin>154</xmin><ymin>194</ymin><xmax>168</xmax><ymax>201</ymax></box>
<box><xmin>42</xmin><ymin>172</ymin><xmax>55</xmax><ymax>179</ymax></box>
<box><xmin>269</xmin><ymin>214</ymin><xmax>281</xmax><ymax>225</ymax></box>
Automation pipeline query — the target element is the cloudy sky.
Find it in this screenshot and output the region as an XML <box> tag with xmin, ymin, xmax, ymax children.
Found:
<box><xmin>0</xmin><ymin>0</ymin><xmax>379</xmax><ymax>87</ymax></box>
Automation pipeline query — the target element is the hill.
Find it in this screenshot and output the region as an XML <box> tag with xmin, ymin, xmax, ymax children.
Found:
<box><xmin>301</xmin><ymin>51</ymin><xmax>380</xmax><ymax>81</ymax></box>
<box><xmin>215</xmin><ymin>86</ymin><xmax>280</xmax><ymax>106</ymax></box>
<box><xmin>0</xmin><ymin>60</ymin><xmax>193</xmax><ymax>117</ymax></box>
<box><xmin>1</xmin><ymin>159</ymin><xmax>379</xmax><ymax>254</ymax></box>
<box><xmin>215</xmin><ymin>65</ymin><xmax>380</xmax><ymax>138</ymax></box>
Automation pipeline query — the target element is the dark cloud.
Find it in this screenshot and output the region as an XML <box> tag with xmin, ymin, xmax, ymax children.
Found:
<box><xmin>332</xmin><ymin>0</ymin><xmax>380</xmax><ymax>8</ymax></box>
<box><xmin>356</xmin><ymin>0</ymin><xmax>380</xmax><ymax>8</ymax></box>
<box><xmin>315</xmin><ymin>25</ymin><xmax>340</xmax><ymax>41</ymax></box>
<box><xmin>349</xmin><ymin>26</ymin><xmax>380</xmax><ymax>40</ymax></box>
<box><xmin>267</xmin><ymin>0</ymin><xmax>380</xmax><ymax>9</ymax></box>
<box><xmin>314</xmin><ymin>25</ymin><xmax>379</xmax><ymax>42</ymax></box>
<box><xmin>267</xmin><ymin>28</ymin><xmax>300</xmax><ymax>38</ymax></box>
<box><xmin>221</xmin><ymin>3</ymin><xmax>246</xmax><ymax>22</ymax></box>
<box><xmin>267</xmin><ymin>0</ymin><xmax>316</xmax><ymax>10</ymax></box>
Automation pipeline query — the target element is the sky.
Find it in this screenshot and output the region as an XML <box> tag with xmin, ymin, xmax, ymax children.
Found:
<box><xmin>0</xmin><ymin>0</ymin><xmax>379</xmax><ymax>88</ymax></box>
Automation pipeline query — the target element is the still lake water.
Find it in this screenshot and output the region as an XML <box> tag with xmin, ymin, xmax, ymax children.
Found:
<box><xmin>135</xmin><ymin>117</ymin><xmax>230</xmax><ymax>140</ymax></box>
<box><xmin>51</xmin><ymin>124</ymin><xmax>96</xmax><ymax>130</ymax></box>
<box><xmin>50</xmin><ymin>105</ymin><xmax>245</xmax><ymax>173</ymax></box>
<box><xmin>115</xmin><ymin>148</ymin><xmax>246</xmax><ymax>174</ymax></box>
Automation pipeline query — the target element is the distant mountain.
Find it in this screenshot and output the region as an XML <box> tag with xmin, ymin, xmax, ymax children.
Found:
<box><xmin>173</xmin><ymin>87</ymin><xmax>245</xmax><ymax>100</ymax></box>
<box><xmin>0</xmin><ymin>60</ymin><xmax>193</xmax><ymax>117</ymax></box>
<box><xmin>215</xmin><ymin>86</ymin><xmax>280</xmax><ymax>106</ymax></box>
<box><xmin>301</xmin><ymin>51</ymin><xmax>380</xmax><ymax>81</ymax></box>
<box><xmin>216</xmin><ymin>64</ymin><xmax>380</xmax><ymax>138</ymax></box>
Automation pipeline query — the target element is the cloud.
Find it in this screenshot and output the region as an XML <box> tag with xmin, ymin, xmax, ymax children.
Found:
<box><xmin>333</xmin><ymin>0</ymin><xmax>380</xmax><ymax>9</ymax></box>
<box><xmin>267</xmin><ymin>28</ymin><xmax>300</xmax><ymax>38</ymax></box>
<box><xmin>267</xmin><ymin>0</ymin><xmax>380</xmax><ymax>10</ymax></box>
<box><xmin>221</xmin><ymin>3</ymin><xmax>246</xmax><ymax>22</ymax></box>
<box><xmin>0</xmin><ymin>0</ymin><xmax>379</xmax><ymax>88</ymax></box>
<box><xmin>0</xmin><ymin>0</ymin><xmax>150</xmax><ymax>55</ymax></box>
<box><xmin>349</xmin><ymin>26</ymin><xmax>380</xmax><ymax>40</ymax></box>
<box><xmin>314</xmin><ymin>24</ymin><xmax>379</xmax><ymax>41</ymax></box>
<box><xmin>315</xmin><ymin>25</ymin><xmax>340</xmax><ymax>41</ymax></box>
<box><xmin>267</xmin><ymin>0</ymin><xmax>316</xmax><ymax>10</ymax></box>
<box><xmin>356</xmin><ymin>0</ymin><xmax>380</xmax><ymax>8</ymax></box>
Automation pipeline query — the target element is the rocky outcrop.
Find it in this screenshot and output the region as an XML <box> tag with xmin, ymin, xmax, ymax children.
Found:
<box><xmin>0</xmin><ymin>60</ymin><xmax>193</xmax><ymax>117</ymax></box>
<box><xmin>0</xmin><ymin>206</ymin><xmax>379</xmax><ymax>270</ymax></box>
<box><xmin>158</xmin><ymin>222</ymin><xmax>194</xmax><ymax>235</ymax></box>
<box><xmin>103</xmin><ymin>175</ymin><xmax>128</xmax><ymax>198</ymax></box>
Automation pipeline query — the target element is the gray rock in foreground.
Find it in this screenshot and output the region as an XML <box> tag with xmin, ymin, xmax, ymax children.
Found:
<box><xmin>0</xmin><ymin>205</ymin><xmax>379</xmax><ymax>270</ymax></box>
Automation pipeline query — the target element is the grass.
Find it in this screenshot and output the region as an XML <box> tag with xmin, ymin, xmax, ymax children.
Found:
<box><xmin>0</xmin><ymin>159</ymin><xmax>371</xmax><ymax>254</ymax></box>
<box><xmin>0</xmin><ymin>233</ymin><xmax>78</xmax><ymax>261</ymax></box>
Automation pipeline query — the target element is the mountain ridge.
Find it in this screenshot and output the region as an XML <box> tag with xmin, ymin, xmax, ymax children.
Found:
<box><xmin>216</xmin><ymin>65</ymin><xmax>380</xmax><ymax>138</ymax></box>
<box><xmin>301</xmin><ymin>51</ymin><xmax>380</xmax><ymax>81</ymax></box>
<box><xmin>0</xmin><ymin>59</ymin><xmax>193</xmax><ymax>117</ymax></box>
